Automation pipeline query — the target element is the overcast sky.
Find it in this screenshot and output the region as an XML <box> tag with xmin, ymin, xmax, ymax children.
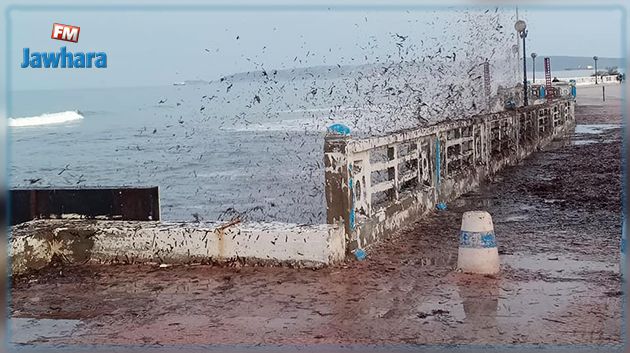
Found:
<box><xmin>523</xmin><ymin>7</ymin><xmax>622</xmax><ymax>58</ymax></box>
<box><xmin>6</xmin><ymin>4</ymin><xmax>624</xmax><ymax>90</ymax></box>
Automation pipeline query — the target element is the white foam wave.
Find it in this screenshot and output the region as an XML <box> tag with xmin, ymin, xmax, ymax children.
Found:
<box><xmin>8</xmin><ymin>111</ymin><xmax>84</xmax><ymax>127</ymax></box>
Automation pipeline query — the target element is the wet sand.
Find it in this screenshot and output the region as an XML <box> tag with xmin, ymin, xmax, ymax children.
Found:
<box><xmin>9</xmin><ymin>85</ymin><xmax>623</xmax><ymax>347</ymax></box>
<box><xmin>573</xmin><ymin>83</ymin><xmax>622</xmax><ymax>125</ymax></box>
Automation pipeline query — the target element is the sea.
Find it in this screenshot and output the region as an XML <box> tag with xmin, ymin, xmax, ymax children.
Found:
<box><xmin>9</xmin><ymin>64</ymin><xmax>590</xmax><ymax>224</ymax></box>
<box><xmin>8</xmin><ymin>80</ymin><xmax>339</xmax><ymax>224</ymax></box>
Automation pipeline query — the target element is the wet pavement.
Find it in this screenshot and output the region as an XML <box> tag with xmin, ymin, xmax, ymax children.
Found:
<box><xmin>9</xmin><ymin>95</ymin><xmax>623</xmax><ymax>348</ymax></box>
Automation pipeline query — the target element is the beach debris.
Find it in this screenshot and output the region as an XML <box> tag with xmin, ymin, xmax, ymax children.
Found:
<box><xmin>327</xmin><ymin>123</ymin><xmax>351</xmax><ymax>136</ymax></box>
<box><xmin>353</xmin><ymin>248</ymin><xmax>367</xmax><ymax>261</ymax></box>
<box><xmin>216</xmin><ymin>218</ymin><xmax>242</xmax><ymax>231</ymax></box>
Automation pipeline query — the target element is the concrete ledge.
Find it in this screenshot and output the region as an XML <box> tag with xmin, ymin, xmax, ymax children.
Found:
<box><xmin>10</xmin><ymin>220</ymin><xmax>346</xmax><ymax>276</ymax></box>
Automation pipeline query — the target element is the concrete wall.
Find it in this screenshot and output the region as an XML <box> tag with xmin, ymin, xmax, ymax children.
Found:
<box><xmin>325</xmin><ymin>98</ymin><xmax>575</xmax><ymax>252</ymax></box>
<box><xmin>10</xmin><ymin>220</ymin><xmax>345</xmax><ymax>276</ymax></box>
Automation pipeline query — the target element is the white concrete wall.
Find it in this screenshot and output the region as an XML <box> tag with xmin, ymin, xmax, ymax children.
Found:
<box><xmin>10</xmin><ymin>220</ymin><xmax>346</xmax><ymax>275</ymax></box>
<box><xmin>90</xmin><ymin>221</ymin><xmax>345</xmax><ymax>266</ymax></box>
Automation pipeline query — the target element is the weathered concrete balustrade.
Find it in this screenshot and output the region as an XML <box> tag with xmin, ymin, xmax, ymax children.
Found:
<box><xmin>10</xmin><ymin>220</ymin><xmax>346</xmax><ymax>275</ymax></box>
<box><xmin>325</xmin><ymin>98</ymin><xmax>575</xmax><ymax>252</ymax></box>
<box><xmin>10</xmin><ymin>98</ymin><xmax>574</xmax><ymax>275</ymax></box>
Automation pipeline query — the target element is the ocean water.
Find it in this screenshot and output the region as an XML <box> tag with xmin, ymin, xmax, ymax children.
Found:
<box><xmin>9</xmin><ymin>81</ymin><xmax>333</xmax><ymax>224</ymax></box>
<box><xmin>532</xmin><ymin>69</ymin><xmax>624</xmax><ymax>81</ymax></box>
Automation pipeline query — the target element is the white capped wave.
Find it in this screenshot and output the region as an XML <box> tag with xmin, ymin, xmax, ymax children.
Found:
<box><xmin>8</xmin><ymin>111</ymin><xmax>84</xmax><ymax>127</ymax></box>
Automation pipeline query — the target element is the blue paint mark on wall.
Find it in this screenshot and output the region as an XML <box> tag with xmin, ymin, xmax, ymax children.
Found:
<box><xmin>348</xmin><ymin>164</ymin><xmax>355</xmax><ymax>230</ymax></box>
<box><xmin>435</xmin><ymin>139</ymin><xmax>441</xmax><ymax>187</ymax></box>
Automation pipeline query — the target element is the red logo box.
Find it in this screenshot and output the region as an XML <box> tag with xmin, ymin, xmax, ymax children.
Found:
<box><xmin>51</xmin><ymin>23</ymin><xmax>80</xmax><ymax>43</ymax></box>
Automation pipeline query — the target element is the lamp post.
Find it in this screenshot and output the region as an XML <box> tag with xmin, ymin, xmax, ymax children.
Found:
<box><xmin>531</xmin><ymin>52</ymin><xmax>537</xmax><ymax>84</ymax></box>
<box><xmin>515</xmin><ymin>20</ymin><xmax>528</xmax><ymax>106</ymax></box>
<box><xmin>593</xmin><ymin>56</ymin><xmax>599</xmax><ymax>84</ymax></box>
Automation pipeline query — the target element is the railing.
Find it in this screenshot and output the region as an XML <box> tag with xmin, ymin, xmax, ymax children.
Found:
<box><xmin>530</xmin><ymin>83</ymin><xmax>575</xmax><ymax>101</ymax></box>
<box><xmin>9</xmin><ymin>187</ymin><xmax>160</xmax><ymax>226</ymax></box>
<box><xmin>533</xmin><ymin>74</ymin><xmax>620</xmax><ymax>86</ymax></box>
<box><xmin>325</xmin><ymin>98</ymin><xmax>575</xmax><ymax>251</ymax></box>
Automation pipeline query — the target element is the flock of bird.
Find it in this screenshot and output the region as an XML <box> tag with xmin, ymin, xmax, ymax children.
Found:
<box><xmin>21</xmin><ymin>8</ymin><xmax>519</xmax><ymax>225</ymax></box>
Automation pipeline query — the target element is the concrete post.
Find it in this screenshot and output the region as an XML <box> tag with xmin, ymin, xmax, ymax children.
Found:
<box><xmin>324</xmin><ymin>135</ymin><xmax>353</xmax><ymax>240</ymax></box>
<box><xmin>387</xmin><ymin>145</ymin><xmax>399</xmax><ymax>201</ymax></box>
<box><xmin>457</xmin><ymin>211</ymin><xmax>500</xmax><ymax>274</ymax></box>
<box><xmin>534</xmin><ymin>109</ymin><xmax>540</xmax><ymax>141</ymax></box>
<box><xmin>435</xmin><ymin>136</ymin><xmax>442</xmax><ymax>187</ymax></box>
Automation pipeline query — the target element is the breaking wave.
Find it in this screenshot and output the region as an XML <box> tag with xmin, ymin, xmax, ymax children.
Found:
<box><xmin>8</xmin><ymin>110</ymin><xmax>84</xmax><ymax>127</ymax></box>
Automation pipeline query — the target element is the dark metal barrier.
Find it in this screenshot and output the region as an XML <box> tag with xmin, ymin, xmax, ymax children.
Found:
<box><xmin>10</xmin><ymin>187</ymin><xmax>160</xmax><ymax>226</ymax></box>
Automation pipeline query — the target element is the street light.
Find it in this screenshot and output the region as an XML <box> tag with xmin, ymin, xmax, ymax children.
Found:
<box><xmin>593</xmin><ymin>56</ymin><xmax>599</xmax><ymax>84</ymax></box>
<box><xmin>531</xmin><ymin>52</ymin><xmax>537</xmax><ymax>83</ymax></box>
<box><xmin>515</xmin><ymin>20</ymin><xmax>528</xmax><ymax>106</ymax></box>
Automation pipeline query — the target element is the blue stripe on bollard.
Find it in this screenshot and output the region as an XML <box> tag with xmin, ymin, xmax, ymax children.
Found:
<box><xmin>459</xmin><ymin>231</ymin><xmax>497</xmax><ymax>248</ymax></box>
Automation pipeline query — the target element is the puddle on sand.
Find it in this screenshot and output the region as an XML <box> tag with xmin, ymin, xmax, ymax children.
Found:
<box><xmin>415</xmin><ymin>253</ymin><xmax>457</xmax><ymax>267</ymax></box>
<box><xmin>502</xmin><ymin>254</ymin><xmax>618</xmax><ymax>275</ymax></box>
<box><xmin>574</xmin><ymin>124</ymin><xmax>619</xmax><ymax>134</ymax></box>
<box><xmin>572</xmin><ymin>124</ymin><xmax>620</xmax><ymax>146</ymax></box>
<box><xmin>413</xmin><ymin>254</ymin><xmax>617</xmax><ymax>323</ymax></box>
<box><xmin>408</xmin><ymin>275</ymin><xmax>594</xmax><ymax>326</ymax></box>
<box><xmin>453</xmin><ymin>197</ymin><xmax>538</xmax><ymax>224</ymax></box>
<box><xmin>9</xmin><ymin>318</ymin><xmax>83</xmax><ymax>345</ymax></box>
<box><xmin>499</xmin><ymin>214</ymin><xmax>530</xmax><ymax>223</ymax></box>
<box><xmin>399</xmin><ymin>253</ymin><xmax>618</xmax><ymax>326</ymax></box>
<box><xmin>573</xmin><ymin>139</ymin><xmax>598</xmax><ymax>146</ymax></box>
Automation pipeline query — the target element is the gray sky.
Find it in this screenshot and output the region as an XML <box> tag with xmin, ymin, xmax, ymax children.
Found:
<box><xmin>6</xmin><ymin>4</ymin><xmax>624</xmax><ymax>90</ymax></box>
<box><xmin>522</xmin><ymin>7</ymin><xmax>623</xmax><ymax>58</ymax></box>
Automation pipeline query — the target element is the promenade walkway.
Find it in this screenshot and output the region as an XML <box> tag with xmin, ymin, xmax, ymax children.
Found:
<box><xmin>10</xmin><ymin>85</ymin><xmax>622</xmax><ymax>347</ymax></box>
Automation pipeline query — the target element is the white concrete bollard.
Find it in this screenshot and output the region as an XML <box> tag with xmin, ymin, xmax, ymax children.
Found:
<box><xmin>457</xmin><ymin>211</ymin><xmax>500</xmax><ymax>275</ymax></box>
